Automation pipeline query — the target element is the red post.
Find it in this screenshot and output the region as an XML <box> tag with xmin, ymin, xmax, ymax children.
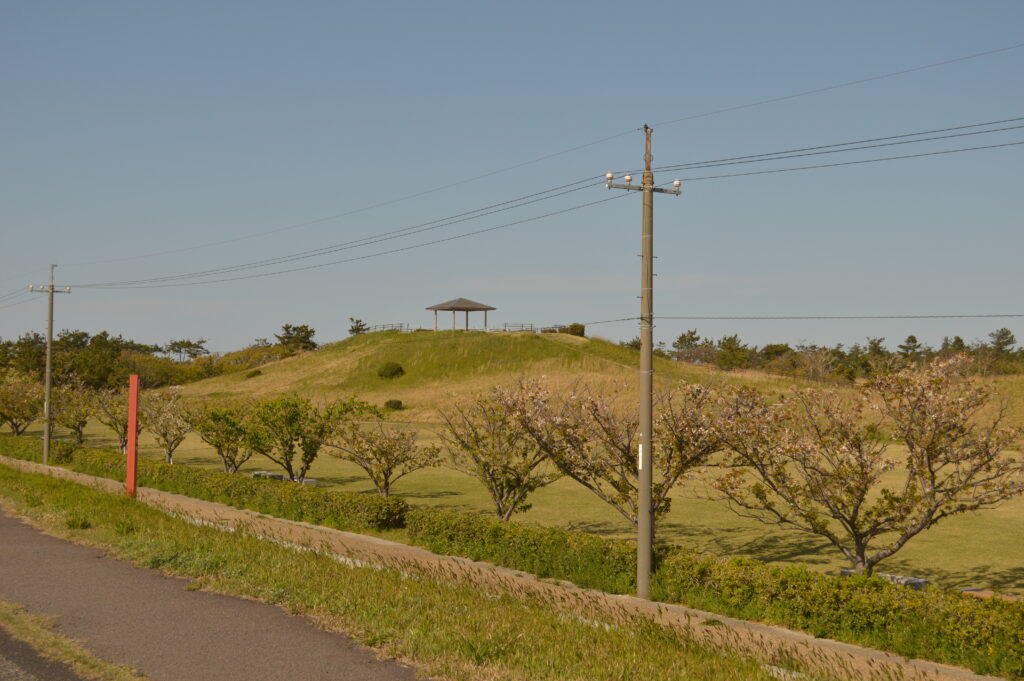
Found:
<box><xmin>125</xmin><ymin>374</ymin><xmax>139</xmax><ymax>498</ymax></box>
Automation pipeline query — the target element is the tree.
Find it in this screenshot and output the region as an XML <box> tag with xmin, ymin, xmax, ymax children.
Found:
<box><xmin>165</xmin><ymin>339</ymin><xmax>209</xmax><ymax>362</ymax></box>
<box><xmin>499</xmin><ymin>380</ymin><xmax>723</xmax><ymax>530</ymax></box>
<box><xmin>560</xmin><ymin>323</ymin><xmax>586</xmax><ymax>337</ymax></box>
<box><xmin>714</xmin><ymin>357</ymin><xmax>1023</xmax><ymax>574</ymax></box>
<box><xmin>275</xmin><ymin>324</ymin><xmax>317</xmax><ymax>352</ymax></box>
<box><xmin>897</xmin><ymin>334</ymin><xmax>924</xmax><ymax>361</ymax></box>
<box><xmin>440</xmin><ymin>389</ymin><xmax>560</xmax><ymax>520</ymax></box>
<box><xmin>189</xmin><ymin>402</ymin><xmax>254</xmax><ymax>473</ymax></box>
<box><xmin>140</xmin><ymin>388</ymin><xmax>192</xmax><ymax>464</ymax></box>
<box><xmin>0</xmin><ymin>371</ymin><xmax>43</xmax><ymax>435</ymax></box>
<box><xmin>715</xmin><ymin>334</ymin><xmax>749</xmax><ymax>370</ymax></box>
<box><xmin>989</xmin><ymin>328</ymin><xmax>1017</xmax><ymax>355</ymax></box>
<box><xmin>93</xmin><ymin>387</ymin><xmax>141</xmax><ymax>454</ymax></box>
<box><xmin>348</xmin><ymin>318</ymin><xmax>369</xmax><ymax>336</ymax></box>
<box><xmin>328</xmin><ymin>417</ymin><xmax>439</xmax><ymax>496</ymax></box>
<box><xmin>52</xmin><ymin>379</ymin><xmax>95</xmax><ymax>444</ymax></box>
<box><xmin>672</xmin><ymin>329</ymin><xmax>701</xmax><ymax>351</ymax></box>
<box><xmin>247</xmin><ymin>395</ymin><xmax>372</xmax><ymax>482</ymax></box>
<box><xmin>620</xmin><ymin>337</ymin><xmax>641</xmax><ymax>351</ymax></box>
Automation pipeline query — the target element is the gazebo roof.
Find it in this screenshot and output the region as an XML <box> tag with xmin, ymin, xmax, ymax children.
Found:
<box><xmin>426</xmin><ymin>297</ymin><xmax>496</xmax><ymax>312</ymax></box>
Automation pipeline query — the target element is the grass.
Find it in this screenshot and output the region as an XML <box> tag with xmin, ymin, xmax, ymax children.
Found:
<box><xmin>57</xmin><ymin>416</ymin><xmax>1024</xmax><ymax>596</ymax></box>
<box><xmin>32</xmin><ymin>329</ymin><xmax>1024</xmax><ymax>594</ymax></box>
<box><xmin>0</xmin><ymin>600</ymin><xmax>149</xmax><ymax>681</ymax></box>
<box><xmin>0</xmin><ymin>465</ymin><xmax>787</xmax><ymax>681</ymax></box>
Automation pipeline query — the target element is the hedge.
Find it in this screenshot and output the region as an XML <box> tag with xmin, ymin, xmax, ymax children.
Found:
<box><xmin>1</xmin><ymin>433</ymin><xmax>1021</xmax><ymax>678</ymax></box>
<box><xmin>0</xmin><ymin>436</ymin><xmax>406</xmax><ymax>532</ymax></box>
<box><xmin>406</xmin><ymin>507</ymin><xmax>646</xmax><ymax>594</ymax></box>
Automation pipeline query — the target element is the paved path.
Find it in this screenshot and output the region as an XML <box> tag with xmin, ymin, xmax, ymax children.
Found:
<box><xmin>0</xmin><ymin>628</ymin><xmax>85</xmax><ymax>681</ymax></box>
<box><xmin>0</xmin><ymin>510</ymin><xmax>423</xmax><ymax>681</ymax></box>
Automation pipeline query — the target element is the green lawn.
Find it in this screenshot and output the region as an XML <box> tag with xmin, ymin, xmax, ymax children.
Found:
<box><xmin>52</xmin><ymin>416</ymin><xmax>1024</xmax><ymax>596</ymax></box>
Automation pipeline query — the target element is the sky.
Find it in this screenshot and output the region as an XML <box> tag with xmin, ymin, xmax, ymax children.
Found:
<box><xmin>2</xmin><ymin>1</ymin><xmax>1023</xmax><ymax>354</ymax></box>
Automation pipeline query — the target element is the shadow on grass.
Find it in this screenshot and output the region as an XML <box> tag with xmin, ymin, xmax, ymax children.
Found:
<box><xmin>309</xmin><ymin>474</ymin><xmax>368</xmax><ymax>487</ymax></box>
<box><xmin>564</xmin><ymin>520</ymin><xmax>627</xmax><ymax>536</ymax></box>
<box><xmin>658</xmin><ymin>521</ymin><xmax>834</xmax><ymax>565</ymax></box>
<box><xmin>881</xmin><ymin>559</ymin><xmax>1024</xmax><ymax>594</ymax></box>
<box><xmin>398</xmin><ymin>490</ymin><xmax>462</xmax><ymax>499</ymax></box>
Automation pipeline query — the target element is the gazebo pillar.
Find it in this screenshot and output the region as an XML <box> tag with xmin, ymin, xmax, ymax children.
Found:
<box><xmin>434</xmin><ymin>310</ymin><xmax>438</xmax><ymax>332</ymax></box>
<box><xmin>451</xmin><ymin>310</ymin><xmax>456</xmax><ymax>330</ymax></box>
<box><xmin>465</xmin><ymin>311</ymin><xmax>469</xmax><ymax>330</ymax></box>
<box><xmin>484</xmin><ymin>310</ymin><xmax>488</xmax><ymax>331</ymax></box>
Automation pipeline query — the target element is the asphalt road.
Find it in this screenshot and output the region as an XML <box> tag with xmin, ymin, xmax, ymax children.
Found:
<box><xmin>0</xmin><ymin>627</ymin><xmax>85</xmax><ymax>681</ymax></box>
<box><xmin>0</xmin><ymin>510</ymin><xmax>425</xmax><ymax>681</ymax></box>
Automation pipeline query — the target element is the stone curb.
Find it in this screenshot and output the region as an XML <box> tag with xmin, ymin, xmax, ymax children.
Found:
<box><xmin>0</xmin><ymin>455</ymin><xmax>1008</xmax><ymax>681</ymax></box>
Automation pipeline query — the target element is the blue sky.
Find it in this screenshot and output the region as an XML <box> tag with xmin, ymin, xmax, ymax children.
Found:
<box><xmin>2</xmin><ymin>1</ymin><xmax>1023</xmax><ymax>353</ymax></box>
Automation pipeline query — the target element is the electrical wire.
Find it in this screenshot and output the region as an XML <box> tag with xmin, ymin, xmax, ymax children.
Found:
<box><xmin>73</xmin><ymin>179</ymin><xmax>605</xmax><ymax>288</ymax></box>
<box><xmin>0</xmin><ymin>296</ymin><xmax>36</xmax><ymax>311</ymax></box>
<box><xmin>79</xmin><ymin>192</ymin><xmax>632</xmax><ymax>289</ymax></box>
<box><xmin>74</xmin><ymin>115</ymin><xmax>1024</xmax><ymax>289</ymax></box>
<box><xmin>678</xmin><ymin>140</ymin><xmax>1024</xmax><ymax>182</ymax></box>
<box><xmin>651</xmin><ymin>42</ymin><xmax>1024</xmax><ymax>128</ymax></box>
<box><xmin>73</xmin><ymin>136</ymin><xmax>1024</xmax><ymax>290</ymax></box>
<box><xmin>60</xmin><ymin>42</ymin><xmax>1024</xmax><ymax>268</ymax></box>
<box><xmin>650</xmin><ymin>120</ymin><xmax>1024</xmax><ymax>173</ymax></box>
<box><xmin>0</xmin><ymin>288</ymin><xmax>30</xmax><ymax>303</ymax></box>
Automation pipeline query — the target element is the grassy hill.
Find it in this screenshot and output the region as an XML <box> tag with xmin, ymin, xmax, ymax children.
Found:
<box><xmin>183</xmin><ymin>329</ymin><xmax>811</xmax><ymax>421</ymax></box>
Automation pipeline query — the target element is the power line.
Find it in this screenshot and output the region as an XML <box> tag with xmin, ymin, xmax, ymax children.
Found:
<box><xmin>74</xmin><ymin>115</ymin><xmax>1024</xmax><ymax>290</ymax></box>
<box><xmin>74</xmin><ymin>178</ymin><xmax>603</xmax><ymax>288</ymax></box>
<box><xmin>0</xmin><ymin>296</ymin><xmax>36</xmax><ymax>311</ymax></box>
<box><xmin>59</xmin><ymin>42</ymin><xmax>1024</xmax><ymax>268</ymax></box>
<box><xmin>0</xmin><ymin>288</ymin><xmax>30</xmax><ymax>303</ymax></box>
<box><xmin>78</xmin><ymin>192</ymin><xmax>631</xmax><ymax>289</ymax></box>
<box><xmin>651</xmin><ymin>119</ymin><xmax>1024</xmax><ymax>172</ymax></box>
<box><xmin>651</xmin><ymin>42</ymin><xmax>1024</xmax><ymax>128</ymax></box>
<box><xmin>72</xmin><ymin>137</ymin><xmax>1024</xmax><ymax>290</ymax></box>
<box><xmin>679</xmin><ymin>140</ymin><xmax>1024</xmax><ymax>182</ymax></box>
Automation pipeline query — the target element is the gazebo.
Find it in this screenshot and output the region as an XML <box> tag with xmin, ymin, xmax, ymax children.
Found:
<box><xmin>426</xmin><ymin>297</ymin><xmax>496</xmax><ymax>331</ymax></box>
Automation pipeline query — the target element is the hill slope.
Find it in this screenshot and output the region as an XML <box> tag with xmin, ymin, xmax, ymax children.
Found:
<box><xmin>183</xmin><ymin>330</ymin><xmax>804</xmax><ymax>421</ymax></box>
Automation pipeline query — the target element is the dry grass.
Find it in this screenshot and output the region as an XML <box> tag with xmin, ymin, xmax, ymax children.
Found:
<box><xmin>0</xmin><ymin>600</ymin><xmax>149</xmax><ymax>681</ymax></box>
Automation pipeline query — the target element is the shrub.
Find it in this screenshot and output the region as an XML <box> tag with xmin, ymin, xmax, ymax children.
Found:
<box><xmin>377</xmin><ymin>362</ymin><xmax>405</xmax><ymax>379</ymax></box>
<box><xmin>384</xmin><ymin>399</ymin><xmax>403</xmax><ymax>410</ymax></box>
<box><xmin>50</xmin><ymin>440</ymin><xmax>80</xmax><ymax>464</ymax></box>
<box><xmin>406</xmin><ymin>507</ymin><xmax>640</xmax><ymax>594</ymax></box>
<box><xmin>0</xmin><ymin>434</ymin><xmax>406</xmax><ymax>532</ymax></box>
<box><xmin>244</xmin><ymin>369</ymin><xmax>262</xmax><ymax>379</ymax></box>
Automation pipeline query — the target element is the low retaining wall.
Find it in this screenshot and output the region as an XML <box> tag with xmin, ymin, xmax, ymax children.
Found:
<box><xmin>0</xmin><ymin>455</ymin><xmax>1006</xmax><ymax>681</ymax></box>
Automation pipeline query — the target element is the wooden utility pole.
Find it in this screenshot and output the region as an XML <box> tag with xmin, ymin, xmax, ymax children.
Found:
<box><xmin>29</xmin><ymin>264</ymin><xmax>71</xmax><ymax>466</ymax></box>
<box><xmin>605</xmin><ymin>126</ymin><xmax>681</xmax><ymax>598</ymax></box>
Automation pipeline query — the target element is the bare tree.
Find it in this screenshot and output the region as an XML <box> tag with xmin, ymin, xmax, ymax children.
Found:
<box><xmin>328</xmin><ymin>417</ymin><xmax>439</xmax><ymax>496</ymax></box>
<box><xmin>0</xmin><ymin>371</ymin><xmax>43</xmax><ymax>436</ymax></box>
<box><xmin>713</xmin><ymin>356</ymin><xmax>1023</xmax><ymax>574</ymax></box>
<box><xmin>440</xmin><ymin>390</ymin><xmax>560</xmax><ymax>520</ymax></box>
<box><xmin>498</xmin><ymin>380</ymin><xmax>723</xmax><ymax>530</ymax></box>
<box><xmin>140</xmin><ymin>387</ymin><xmax>192</xmax><ymax>464</ymax></box>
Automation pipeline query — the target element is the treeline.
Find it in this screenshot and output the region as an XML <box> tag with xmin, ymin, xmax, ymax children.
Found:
<box><xmin>0</xmin><ymin>323</ymin><xmax>319</xmax><ymax>389</ymax></box>
<box><xmin>623</xmin><ymin>327</ymin><xmax>1022</xmax><ymax>380</ymax></box>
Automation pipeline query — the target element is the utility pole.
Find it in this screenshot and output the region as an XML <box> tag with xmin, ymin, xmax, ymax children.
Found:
<box><xmin>30</xmin><ymin>264</ymin><xmax>71</xmax><ymax>466</ymax></box>
<box><xmin>605</xmin><ymin>125</ymin><xmax>681</xmax><ymax>599</ymax></box>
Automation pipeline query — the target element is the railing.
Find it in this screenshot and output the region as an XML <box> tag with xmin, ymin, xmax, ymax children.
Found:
<box><xmin>369</xmin><ymin>323</ymin><xmax>410</xmax><ymax>332</ymax></box>
<box><xmin>502</xmin><ymin>323</ymin><xmax>535</xmax><ymax>332</ymax></box>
